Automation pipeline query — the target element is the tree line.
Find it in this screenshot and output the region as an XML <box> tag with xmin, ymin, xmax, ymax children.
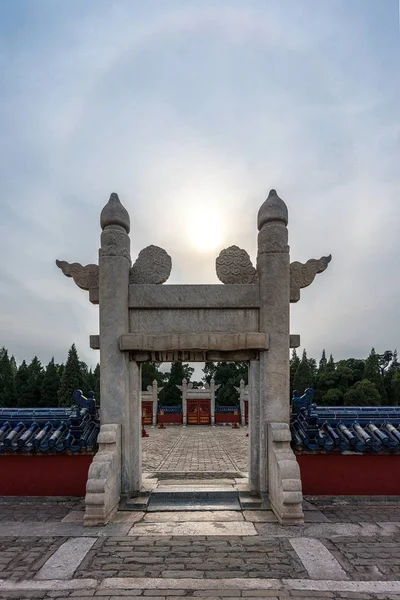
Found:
<box><xmin>0</xmin><ymin>344</ymin><xmax>399</xmax><ymax>409</ymax></box>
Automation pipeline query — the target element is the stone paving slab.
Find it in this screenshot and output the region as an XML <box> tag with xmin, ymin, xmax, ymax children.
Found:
<box><xmin>129</xmin><ymin>521</ymin><xmax>257</xmax><ymax>536</ymax></box>
<box><xmin>143</xmin><ymin>511</ymin><xmax>244</xmax><ymax>522</ymax></box>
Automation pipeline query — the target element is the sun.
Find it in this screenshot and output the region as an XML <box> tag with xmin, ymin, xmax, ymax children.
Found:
<box><xmin>185</xmin><ymin>211</ymin><xmax>224</xmax><ymax>252</ymax></box>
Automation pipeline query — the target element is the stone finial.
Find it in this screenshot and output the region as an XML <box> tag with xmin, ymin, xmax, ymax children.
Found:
<box><xmin>100</xmin><ymin>193</ymin><xmax>130</xmax><ymax>233</ymax></box>
<box><xmin>257</xmin><ymin>189</ymin><xmax>288</xmax><ymax>231</ymax></box>
<box><xmin>182</xmin><ymin>378</ymin><xmax>187</xmax><ymax>385</ymax></box>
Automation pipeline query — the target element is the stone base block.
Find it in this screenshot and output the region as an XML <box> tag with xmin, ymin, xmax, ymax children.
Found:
<box><xmin>267</xmin><ymin>422</ymin><xmax>304</xmax><ymax>526</ymax></box>
<box><xmin>84</xmin><ymin>424</ymin><xmax>121</xmax><ymax>526</ymax></box>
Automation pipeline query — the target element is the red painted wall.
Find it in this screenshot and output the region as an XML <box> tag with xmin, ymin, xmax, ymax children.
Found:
<box><xmin>215</xmin><ymin>413</ymin><xmax>240</xmax><ymax>424</ymax></box>
<box><xmin>157</xmin><ymin>413</ymin><xmax>182</xmax><ymax>424</ymax></box>
<box><xmin>297</xmin><ymin>454</ymin><xmax>400</xmax><ymax>495</ymax></box>
<box><xmin>0</xmin><ymin>455</ymin><xmax>93</xmax><ymax>496</ymax></box>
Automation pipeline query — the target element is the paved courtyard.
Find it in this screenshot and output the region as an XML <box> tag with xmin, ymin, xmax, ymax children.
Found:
<box><xmin>142</xmin><ymin>426</ymin><xmax>249</xmax><ymax>474</ymax></box>
<box><xmin>2</xmin><ymin>425</ymin><xmax>400</xmax><ymax>599</ymax></box>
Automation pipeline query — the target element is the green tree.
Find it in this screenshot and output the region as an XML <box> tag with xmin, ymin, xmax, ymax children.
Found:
<box><xmin>162</xmin><ymin>363</ymin><xmax>194</xmax><ymax>406</ymax></box>
<box><xmin>363</xmin><ymin>348</ymin><xmax>386</xmax><ymax>403</ymax></box>
<box><xmin>321</xmin><ymin>388</ymin><xmax>343</xmax><ymax>404</ymax></box>
<box><xmin>290</xmin><ymin>349</ymin><xmax>300</xmax><ymax>398</ymax></box>
<box><xmin>15</xmin><ymin>360</ymin><xmax>29</xmax><ymax>406</ymax></box>
<box><xmin>343</xmin><ymin>379</ymin><xmax>381</xmax><ymax>406</ymax></box>
<box><xmin>293</xmin><ymin>350</ymin><xmax>313</xmax><ymax>395</ymax></box>
<box><xmin>212</xmin><ymin>362</ymin><xmax>248</xmax><ymax>406</ymax></box>
<box><xmin>18</xmin><ymin>356</ymin><xmax>44</xmax><ymax>407</ymax></box>
<box><xmin>142</xmin><ymin>363</ymin><xmax>164</xmax><ymax>391</ymax></box>
<box><xmin>319</xmin><ymin>349</ymin><xmax>327</xmax><ymax>372</ymax></box>
<box><xmin>58</xmin><ymin>344</ymin><xmax>84</xmax><ymax>406</ymax></box>
<box><xmin>41</xmin><ymin>358</ymin><xmax>61</xmax><ymax>407</ymax></box>
<box><xmin>0</xmin><ymin>347</ymin><xmax>17</xmax><ymax>407</ymax></box>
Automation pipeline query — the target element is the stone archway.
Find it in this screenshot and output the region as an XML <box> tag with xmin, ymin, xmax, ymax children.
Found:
<box><xmin>57</xmin><ymin>189</ymin><xmax>331</xmax><ymax>525</ymax></box>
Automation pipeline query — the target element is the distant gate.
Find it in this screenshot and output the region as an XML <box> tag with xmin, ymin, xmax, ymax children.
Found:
<box><xmin>187</xmin><ymin>399</ymin><xmax>211</xmax><ymax>425</ymax></box>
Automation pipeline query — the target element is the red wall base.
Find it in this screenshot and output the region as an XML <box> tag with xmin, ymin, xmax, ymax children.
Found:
<box><xmin>297</xmin><ymin>454</ymin><xmax>400</xmax><ymax>496</ymax></box>
<box><xmin>158</xmin><ymin>414</ymin><xmax>183</xmax><ymax>424</ymax></box>
<box><xmin>0</xmin><ymin>455</ymin><xmax>93</xmax><ymax>496</ymax></box>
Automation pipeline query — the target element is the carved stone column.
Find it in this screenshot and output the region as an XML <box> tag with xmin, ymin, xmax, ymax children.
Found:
<box><xmin>210</xmin><ymin>378</ymin><xmax>216</xmax><ymax>426</ymax></box>
<box><xmin>152</xmin><ymin>379</ymin><xmax>158</xmax><ymax>427</ymax></box>
<box><xmin>99</xmin><ymin>193</ymin><xmax>135</xmax><ymax>496</ymax></box>
<box><xmin>257</xmin><ymin>190</ymin><xmax>290</xmax><ymax>493</ymax></box>
<box><xmin>179</xmin><ymin>378</ymin><xmax>188</xmax><ymax>425</ymax></box>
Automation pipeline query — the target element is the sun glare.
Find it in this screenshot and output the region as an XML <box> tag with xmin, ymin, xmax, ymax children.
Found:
<box><xmin>185</xmin><ymin>211</ymin><xmax>224</xmax><ymax>253</ymax></box>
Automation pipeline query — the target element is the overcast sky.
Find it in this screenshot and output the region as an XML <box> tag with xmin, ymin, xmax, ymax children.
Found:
<box><xmin>0</xmin><ymin>0</ymin><xmax>399</xmax><ymax>371</ymax></box>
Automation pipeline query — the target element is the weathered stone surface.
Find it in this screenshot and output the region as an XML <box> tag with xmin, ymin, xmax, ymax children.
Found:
<box><xmin>216</xmin><ymin>246</ymin><xmax>259</xmax><ymax>284</ymax></box>
<box><xmin>289</xmin><ymin>537</ymin><xmax>348</xmax><ymax>580</ymax></box>
<box><xmin>84</xmin><ymin>424</ymin><xmax>121</xmax><ymax>527</ymax></box>
<box><xmin>56</xmin><ymin>260</ymin><xmax>98</xmax><ymax>290</ymax></box>
<box><xmin>35</xmin><ymin>537</ymin><xmax>96</xmax><ymax>580</ymax></box>
<box><xmin>100</xmin><ymin>192</ymin><xmax>130</xmax><ymax>233</ymax></box>
<box><xmin>290</xmin><ymin>255</ymin><xmax>331</xmax><ymax>301</ymax></box>
<box><xmin>128</xmin><ymin>284</ymin><xmax>260</xmax><ymax>309</ymax></box>
<box><xmin>119</xmin><ymin>333</ymin><xmax>268</xmax><ymax>353</ymax></box>
<box><xmin>130</xmin><ymin>245</ymin><xmax>172</xmax><ymax>284</ymax></box>
<box><xmin>258</xmin><ymin>189</ymin><xmax>288</xmax><ymax>229</ymax></box>
<box><xmin>129</xmin><ymin>521</ymin><xmax>257</xmax><ymax>536</ymax></box>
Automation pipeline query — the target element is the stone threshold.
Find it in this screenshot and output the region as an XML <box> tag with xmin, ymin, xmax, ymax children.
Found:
<box><xmin>3</xmin><ymin>577</ymin><xmax>400</xmax><ymax>594</ymax></box>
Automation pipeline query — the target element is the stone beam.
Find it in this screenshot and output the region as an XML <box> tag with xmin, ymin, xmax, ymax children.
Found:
<box><xmin>129</xmin><ymin>284</ymin><xmax>260</xmax><ymax>309</ymax></box>
<box><xmin>90</xmin><ymin>333</ymin><xmax>299</xmax><ymax>352</ymax></box>
<box><xmin>88</xmin><ymin>283</ymin><xmax>301</xmax><ymax>306</ymax></box>
<box><xmin>119</xmin><ymin>332</ymin><xmax>269</xmax><ymax>352</ymax></box>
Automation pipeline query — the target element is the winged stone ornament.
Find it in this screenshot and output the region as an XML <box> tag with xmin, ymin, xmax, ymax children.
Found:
<box><xmin>56</xmin><ymin>260</ymin><xmax>99</xmax><ymax>290</ymax></box>
<box><xmin>216</xmin><ymin>245</ymin><xmax>259</xmax><ymax>284</ymax></box>
<box><xmin>290</xmin><ymin>255</ymin><xmax>332</xmax><ymax>291</ymax></box>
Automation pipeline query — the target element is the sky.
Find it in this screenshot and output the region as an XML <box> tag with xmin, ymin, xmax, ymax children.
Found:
<box><xmin>0</xmin><ymin>0</ymin><xmax>399</xmax><ymax>372</ymax></box>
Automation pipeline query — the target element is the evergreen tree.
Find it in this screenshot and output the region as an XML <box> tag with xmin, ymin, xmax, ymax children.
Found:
<box><xmin>162</xmin><ymin>363</ymin><xmax>194</xmax><ymax>406</ymax></box>
<box><xmin>290</xmin><ymin>349</ymin><xmax>300</xmax><ymax>398</ymax></box>
<box><xmin>319</xmin><ymin>350</ymin><xmax>327</xmax><ymax>371</ymax></box>
<box><xmin>343</xmin><ymin>379</ymin><xmax>381</xmax><ymax>406</ymax></box>
<box><xmin>142</xmin><ymin>363</ymin><xmax>164</xmax><ymax>391</ymax></box>
<box><xmin>93</xmin><ymin>363</ymin><xmax>100</xmax><ymax>403</ymax></box>
<box><xmin>58</xmin><ymin>344</ymin><xmax>84</xmax><ymax>406</ymax></box>
<box><xmin>363</xmin><ymin>348</ymin><xmax>386</xmax><ymax>403</ymax></box>
<box><xmin>322</xmin><ymin>388</ymin><xmax>343</xmax><ymax>405</ymax></box>
<box><xmin>15</xmin><ymin>360</ymin><xmax>29</xmax><ymax>406</ymax></box>
<box><xmin>293</xmin><ymin>350</ymin><xmax>313</xmax><ymax>395</ymax></box>
<box><xmin>41</xmin><ymin>358</ymin><xmax>61</xmax><ymax>406</ymax></box>
<box><xmin>0</xmin><ymin>347</ymin><xmax>16</xmax><ymax>407</ymax></box>
<box><xmin>327</xmin><ymin>354</ymin><xmax>335</xmax><ymax>370</ymax></box>
<box><xmin>19</xmin><ymin>356</ymin><xmax>44</xmax><ymax>407</ymax></box>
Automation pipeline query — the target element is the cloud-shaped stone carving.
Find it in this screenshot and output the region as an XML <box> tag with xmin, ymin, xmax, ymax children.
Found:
<box><xmin>129</xmin><ymin>245</ymin><xmax>172</xmax><ymax>284</ymax></box>
<box><xmin>216</xmin><ymin>245</ymin><xmax>259</xmax><ymax>284</ymax></box>
<box><xmin>56</xmin><ymin>260</ymin><xmax>98</xmax><ymax>290</ymax></box>
<box><xmin>290</xmin><ymin>255</ymin><xmax>332</xmax><ymax>290</ymax></box>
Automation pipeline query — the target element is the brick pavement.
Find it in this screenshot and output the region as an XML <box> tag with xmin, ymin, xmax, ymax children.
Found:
<box><xmin>143</xmin><ymin>427</ymin><xmax>248</xmax><ymax>474</ymax></box>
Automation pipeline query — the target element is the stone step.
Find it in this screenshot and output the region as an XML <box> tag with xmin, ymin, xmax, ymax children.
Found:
<box><xmin>239</xmin><ymin>491</ymin><xmax>265</xmax><ymax>510</ymax></box>
<box><xmin>120</xmin><ymin>493</ymin><xmax>150</xmax><ymax>511</ymax></box>
<box><xmin>148</xmin><ymin>489</ymin><xmax>241</xmax><ymax>512</ymax></box>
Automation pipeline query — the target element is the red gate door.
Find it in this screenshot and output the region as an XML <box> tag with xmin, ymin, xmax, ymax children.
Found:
<box><xmin>142</xmin><ymin>401</ymin><xmax>153</xmax><ymax>425</ymax></box>
<box><xmin>187</xmin><ymin>399</ymin><xmax>211</xmax><ymax>424</ymax></box>
<box><xmin>245</xmin><ymin>400</ymin><xmax>249</xmax><ymax>425</ymax></box>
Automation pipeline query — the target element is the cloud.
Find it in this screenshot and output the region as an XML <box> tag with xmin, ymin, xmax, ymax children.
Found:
<box><xmin>0</xmin><ymin>0</ymin><xmax>399</xmax><ymax>370</ymax></box>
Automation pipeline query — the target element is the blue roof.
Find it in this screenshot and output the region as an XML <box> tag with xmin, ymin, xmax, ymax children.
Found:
<box><xmin>291</xmin><ymin>389</ymin><xmax>400</xmax><ymax>453</ymax></box>
<box><xmin>0</xmin><ymin>391</ymin><xmax>99</xmax><ymax>454</ymax></box>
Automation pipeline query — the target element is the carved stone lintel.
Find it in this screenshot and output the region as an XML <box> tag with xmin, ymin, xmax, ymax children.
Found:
<box><xmin>56</xmin><ymin>260</ymin><xmax>99</xmax><ymax>291</ymax></box>
<box><xmin>290</xmin><ymin>255</ymin><xmax>332</xmax><ymax>298</ymax></box>
<box><xmin>130</xmin><ymin>245</ymin><xmax>172</xmax><ymax>284</ymax></box>
<box><xmin>216</xmin><ymin>246</ymin><xmax>259</xmax><ymax>284</ymax></box>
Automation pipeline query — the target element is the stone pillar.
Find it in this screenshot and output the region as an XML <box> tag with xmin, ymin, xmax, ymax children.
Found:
<box><xmin>248</xmin><ymin>360</ymin><xmax>260</xmax><ymax>493</ymax></box>
<box><xmin>152</xmin><ymin>379</ymin><xmax>158</xmax><ymax>426</ymax></box>
<box><xmin>99</xmin><ymin>193</ymin><xmax>135</xmax><ymax>496</ymax></box>
<box><xmin>239</xmin><ymin>379</ymin><xmax>246</xmax><ymax>427</ymax></box>
<box><xmin>257</xmin><ymin>190</ymin><xmax>290</xmax><ymax>493</ymax></box>
<box><xmin>210</xmin><ymin>378</ymin><xmax>216</xmax><ymax>426</ymax></box>
<box><xmin>180</xmin><ymin>378</ymin><xmax>188</xmax><ymax>425</ymax></box>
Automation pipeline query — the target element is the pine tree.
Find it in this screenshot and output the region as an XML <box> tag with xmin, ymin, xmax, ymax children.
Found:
<box><xmin>15</xmin><ymin>360</ymin><xmax>29</xmax><ymax>406</ymax></box>
<box><xmin>293</xmin><ymin>350</ymin><xmax>313</xmax><ymax>395</ymax></box>
<box><xmin>363</xmin><ymin>348</ymin><xmax>386</xmax><ymax>403</ymax></box>
<box><xmin>19</xmin><ymin>356</ymin><xmax>44</xmax><ymax>407</ymax></box>
<box><xmin>319</xmin><ymin>349</ymin><xmax>327</xmax><ymax>371</ymax></box>
<box><xmin>0</xmin><ymin>347</ymin><xmax>16</xmax><ymax>407</ymax></box>
<box><xmin>343</xmin><ymin>379</ymin><xmax>381</xmax><ymax>406</ymax></box>
<box><xmin>162</xmin><ymin>363</ymin><xmax>194</xmax><ymax>406</ymax></box>
<box><xmin>290</xmin><ymin>349</ymin><xmax>300</xmax><ymax>398</ymax></box>
<box><xmin>93</xmin><ymin>363</ymin><xmax>100</xmax><ymax>403</ymax></box>
<box><xmin>327</xmin><ymin>354</ymin><xmax>335</xmax><ymax>370</ymax></box>
<box><xmin>41</xmin><ymin>358</ymin><xmax>61</xmax><ymax>406</ymax></box>
<box><xmin>58</xmin><ymin>344</ymin><xmax>84</xmax><ymax>406</ymax></box>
